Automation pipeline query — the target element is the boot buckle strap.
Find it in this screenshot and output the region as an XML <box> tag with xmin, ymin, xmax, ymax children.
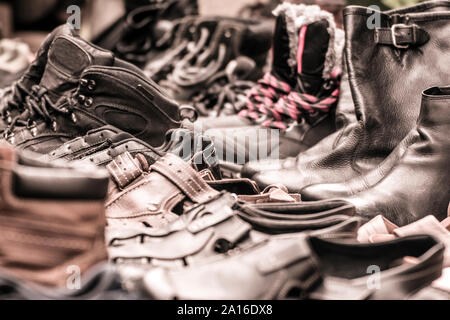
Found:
<box><xmin>107</xmin><ymin>152</ymin><xmax>143</xmax><ymax>189</ymax></box>
<box><xmin>391</xmin><ymin>24</ymin><xmax>411</xmax><ymax>49</ymax></box>
<box><xmin>375</xmin><ymin>24</ymin><xmax>429</xmax><ymax>49</ymax></box>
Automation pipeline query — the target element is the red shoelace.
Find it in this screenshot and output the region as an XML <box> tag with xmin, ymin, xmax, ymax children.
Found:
<box><xmin>239</xmin><ymin>71</ymin><xmax>341</xmax><ymax>130</ymax></box>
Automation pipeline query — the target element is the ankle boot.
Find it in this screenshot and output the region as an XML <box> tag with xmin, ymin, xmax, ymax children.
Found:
<box><xmin>204</xmin><ymin>3</ymin><xmax>343</xmax><ymax>168</ymax></box>
<box><xmin>0</xmin><ymin>143</ymin><xmax>109</xmax><ymax>288</ymax></box>
<box><xmin>301</xmin><ymin>85</ymin><xmax>435</xmax><ymax>200</ymax></box>
<box><xmin>0</xmin><ymin>25</ymin><xmax>77</xmax><ymax>131</ymax></box>
<box><xmin>3</xmin><ymin>35</ymin><xmax>180</xmax><ymax>154</ymax></box>
<box><xmin>336</xmin><ymin>87</ymin><xmax>450</xmax><ymax>226</ymax></box>
<box><xmin>242</xmin><ymin>1</ymin><xmax>450</xmax><ymax>192</ymax></box>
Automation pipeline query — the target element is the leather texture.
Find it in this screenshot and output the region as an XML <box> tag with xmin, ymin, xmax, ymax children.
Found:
<box><xmin>107</xmin><ymin>188</ymin><xmax>359</xmax><ymax>268</ymax></box>
<box><xmin>301</xmin><ymin>86</ymin><xmax>450</xmax><ymax>206</ymax></box>
<box><xmin>38</xmin><ymin>125</ymin><xmax>163</xmax><ymax>167</ymax></box>
<box><xmin>105</xmin><ymin>152</ymin><xmax>220</xmax><ymax>231</ymax></box>
<box><xmin>0</xmin><ymin>143</ymin><xmax>109</xmax><ymax>288</ymax></box>
<box><xmin>143</xmin><ymin>233</ymin><xmax>443</xmax><ymax>300</ymax></box>
<box><xmin>242</xmin><ymin>1</ymin><xmax>450</xmax><ymax>192</ymax></box>
<box><xmin>0</xmin><ymin>25</ymin><xmax>77</xmax><ymax>131</ymax></box>
<box><xmin>4</xmin><ymin>34</ymin><xmax>180</xmax><ymax>154</ymax></box>
<box><xmin>339</xmin><ymin>87</ymin><xmax>450</xmax><ymax>225</ymax></box>
<box><xmin>308</xmin><ymin>235</ymin><xmax>444</xmax><ymax>300</ymax></box>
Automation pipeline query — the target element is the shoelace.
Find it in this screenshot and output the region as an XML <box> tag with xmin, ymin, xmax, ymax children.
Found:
<box><xmin>239</xmin><ymin>73</ymin><xmax>291</xmax><ymax>121</ymax></box>
<box><xmin>168</xmin><ymin>26</ymin><xmax>231</xmax><ymax>89</ymax></box>
<box><xmin>158</xmin><ymin>27</ymin><xmax>212</xmax><ymax>92</ymax></box>
<box><xmin>3</xmin><ymin>84</ymin><xmax>79</xmax><ymax>142</ymax></box>
<box><xmin>239</xmin><ymin>71</ymin><xmax>341</xmax><ymax>130</ymax></box>
<box><xmin>0</xmin><ymin>81</ymin><xmax>29</xmax><ymax>125</ymax></box>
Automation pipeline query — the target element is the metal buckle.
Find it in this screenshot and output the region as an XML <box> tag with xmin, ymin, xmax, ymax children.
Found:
<box><xmin>391</xmin><ymin>24</ymin><xmax>410</xmax><ymax>49</ymax></box>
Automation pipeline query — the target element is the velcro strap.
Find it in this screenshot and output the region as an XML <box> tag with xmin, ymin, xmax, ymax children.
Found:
<box><xmin>375</xmin><ymin>25</ymin><xmax>429</xmax><ymax>48</ymax></box>
<box><xmin>151</xmin><ymin>153</ymin><xmax>219</xmax><ymax>203</ymax></box>
<box><xmin>107</xmin><ymin>152</ymin><xmax>144</xmax><ymax>189</ymax></box>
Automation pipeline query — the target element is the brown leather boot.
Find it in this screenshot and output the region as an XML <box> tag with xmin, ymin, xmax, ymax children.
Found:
<box><xmin>0</xmin><ymin>143</ymin><xmax>109</xmax><ymax>288</ymax></box>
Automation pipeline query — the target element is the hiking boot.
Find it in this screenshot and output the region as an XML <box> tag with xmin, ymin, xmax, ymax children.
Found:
<box><xmin>0</xmin><ymin>24</ymin><xmax>77</xmax><ymax>131</ymax></box>
<box><xmin>3</xmin><ymin>34</ymin><xmax>180</xmax><ymax>154</ymax></box>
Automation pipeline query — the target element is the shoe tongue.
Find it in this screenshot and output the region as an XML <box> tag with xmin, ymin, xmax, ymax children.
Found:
<box><xmin>297</xmin><ymin>20</ymin><xmax>330</xmax><ymax>77</ymax></box>
<box><xmin>39</xmin><ymin>36</ymin><xmax>114</xmax><ymax>103</ymax></box>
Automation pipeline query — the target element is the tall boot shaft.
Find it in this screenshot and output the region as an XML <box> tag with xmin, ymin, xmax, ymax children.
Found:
<box><xmin>344</xmin><ymin>1</ymin><xmax>450</xmax><ymax>154</ymax></box>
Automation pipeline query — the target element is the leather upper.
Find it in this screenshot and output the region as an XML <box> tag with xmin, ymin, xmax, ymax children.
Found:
<box><xmin>0</xmin><ymin>144</ymin><xmax>108</xmax><ymax>288</ymax></box>
<box><xmin>242</xmin><ymin>1</ymin><xmax>450</xmax><ymax>192</ymax></box>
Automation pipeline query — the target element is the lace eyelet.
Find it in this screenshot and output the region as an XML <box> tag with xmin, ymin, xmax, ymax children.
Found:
<box><xmin>80</xmin><ymin>79</ymin><xmax>89</xmax><ymax>87</ymax></box>
<box><xmin>84</xmin><ymin>98</ymin><xmax>93</xmax><ymax>107</ymax></box>
<box><xmin>88</xmin><ymin>80</ymin><xmax>96</xmax><ymax>91</ymax></box>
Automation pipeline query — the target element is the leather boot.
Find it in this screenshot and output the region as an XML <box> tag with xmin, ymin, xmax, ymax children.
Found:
<box><xmin>3</xmin><ymin>35</ymin><xmax>180</xmax><ymax>154</ymax></box>
<box><xmin>242</xmin><ymin>1</ymin><xmax>450</xmax><ymax>192</ymax></box>
<box><xmin>0</xmin><ymin>24</ymin><xmax>76</xmax><ymax>131</ymax></box>
<box><xmin>0</xmin><ymin>143</ymin><xmax>109</xmax><ymax>288</ymax></box>
<box><xmin>335</xmin><ymin>87</ymin><xmax>450</xmax><ymax>226</ymax></box>
<box><xmin>302</xmin><ymin>86</ymin><xmax>450</xmax><ymax>203</ymax></box>
<box><xmin>203</xmin><ymin>3</ymin><xmax>344</xmax><ymax>168</ymax></box>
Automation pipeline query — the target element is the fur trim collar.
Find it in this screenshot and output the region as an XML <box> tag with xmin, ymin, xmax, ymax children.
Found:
<box><xmin>273</xmin><ymin>2</ymin><xmax>344</xmax><ymax>79</ymax></box>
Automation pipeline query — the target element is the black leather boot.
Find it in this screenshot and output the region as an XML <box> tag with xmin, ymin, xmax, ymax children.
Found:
<box><xmin>333</xmin><ymin>87</ymin><xmax>449</xmax><ymax>226</ymax></box>
<box><xmin>203</xmin><ymin>3</ymin><xmax>343</xmax><ymax>168</ymax></box>
<box><xmin>243</xmin><ymin>1</ymin><xmax>450</xmax><ymax>192</ymax></box>
<box><xmin>0</xmin><ymin>25</ymin><xmax>76</xmax><ymax>131</ymax></box>
<box><xmin>301</xmin><ymin>86</ymin><xmax>449</xmax><ymax>201</ymax></box>
<box><xmin>3</xmin><ymin>35</ymin><xmax>180</xmax><ymax>154</ymax></box>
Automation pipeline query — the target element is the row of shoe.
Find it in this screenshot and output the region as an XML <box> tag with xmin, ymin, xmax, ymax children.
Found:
<box><xmin>0</xmin><ymin>139</ymin><xmax>448</xmax><ymax>299</ymax></box>
<box><xmin>0</xmin><ymin>0</ymin><xmax>448</xmax><ymax>300</ymax></box>
<box><xmin>204</xmin><ymin>0</ymin><xmax>450</xmax><ymax>225</ymax></box>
